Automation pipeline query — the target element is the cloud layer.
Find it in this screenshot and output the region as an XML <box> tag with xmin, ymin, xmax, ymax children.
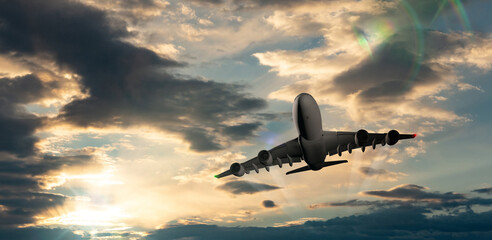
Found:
<box><xmin>310</xmin><ymin>184</ymin><xmax>492</xmax><ymax>211</ymax></box>
<box><xmin>253</xmin><ymin>0</ymin><xmax>491</xmax><ymax>135</ymax></box>
<box><xmin>147</xmin><ymin>208</ymin><xmax>492</xmax><ymax>240</ymax></box>
<box><xmin>0</xmin><ymin>0</ymin><xmax>266</xmax><ymax>153</ymax></box>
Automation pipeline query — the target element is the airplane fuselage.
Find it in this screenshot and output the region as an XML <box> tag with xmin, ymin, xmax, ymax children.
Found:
<box><xmin>215</xmin><ymin>92</ymin><xmax>415</xmax><ymax>178</ymax></box>
<box><xmin>293</xmin><ymin>93</ymin><xmax>326</xmax><ymax>170</ymax></box>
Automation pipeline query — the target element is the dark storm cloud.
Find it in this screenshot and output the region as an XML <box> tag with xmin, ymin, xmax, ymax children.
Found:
<box><xmin>189</xmin><ymin>0</ymin><xmax>225</xmax><ymax>5</ymax></box>
<box><xmin>0</xmin><ymin>74</ymin><xmax>59</xmax><ymax>156</ymax></box>
<box><xmin>146</xmin><ymin>207</ymin><xmax>492</xmax><ymax>240</ymax></box>
<box><xmin>330</xmin><ymin>32</ymin><xmax>444</xmax><ymax>102</ymax></box>
<box><xmin>310</xmin><ymin>184</ymin><xmax>492</xmax><ymax>212</ymax></box>
<box><xmin>359</xmin><ymin>167</ymin><xmax>391</xmax><ymax>177</ymax></box>
<box><xmin>0</xmin><ymin>75</ymin><xmax>58</xmax><ymax>104</ymax></box>
<box><xmin>0</xmin><ymin>227</ymin><xmax>82</xmax><ymax>240</ymax></box>
<box><xmin>0</xmin><ymin>153</ymin><xmax>99</xmax><ymax>226</ymax></box>
<box><xmin>311</xmin><ymin>197</ymin><xmax>492</xmax><ymax>211</ymax></box>
<box><xmin>262</xmin><ymin>200</ymin><xmax>277</xmax><ymax>208</ymax></box>
<box><xmin>363</xmin><ymin>184</ymin><xmax>465</xmax><ymax>201</ymax></box>
<box><xmin>182</xmin><ymin>127</ymin><xmax>223</xmax><ymax>152</ymax></box>
<box><xmin>216</xmin><ymin>180</ymin><xmax>280</xmax><ymax>195</ymax></box>
<box><xmin>223</xmin><ymin>122</ymin><xmax>262</xmax><ymax>141</ymax></box>
<box><xmin>473</xmin><ymin>187</ymin><xmax>492</xmax><ymax>195</ymax></box>
<box><xmin>0</xmin><ymin>103</ymin><xmax>42</xmax><ymax>157</ymax></box>
<box><xmin>118</xmin><ymin>0</ymin><xmax>161</xmax><ymax>8</ymax></box>
<box><xmin>324</xmin><ymin>8</ymin><xmax>480</xmax><ymax>106</ymax></box>
<box><xmin>0</xmin><ymin>0</ymin><xmax>266</xmax><ymax>152</ymax></box>
<box><xmin>308</xmin><ymin>199</ymin><xmax>399</xmax><ymax>209</ymax></box>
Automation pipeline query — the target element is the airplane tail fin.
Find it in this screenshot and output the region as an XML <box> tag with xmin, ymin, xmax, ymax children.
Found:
<box><xmin>286</xmin><ymin>160</ymin><xmax>348</xmax><ymax>175</ymax></box>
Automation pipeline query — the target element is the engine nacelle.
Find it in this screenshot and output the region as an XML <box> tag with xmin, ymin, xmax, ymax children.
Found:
<box><xmin>355</xmin><ymin>129</ymin><xmax>369</xmax><ymax>147</ymax></box>
<box><xmin>385</xmin><ymin>130</ymin><xmax>400</xmax><ymax>145</ymax></box>
<box><xmin>258</xmin><ymin>150</ymin><xmax>273</xmax><ymax>166</ymax></box>
<box><xmin>230</xmin><ymin>162</ymin><xmax>245</xmax><ymax>177</ymax></box>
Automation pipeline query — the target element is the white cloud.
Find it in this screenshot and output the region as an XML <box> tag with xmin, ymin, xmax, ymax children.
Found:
<box><xmin>254</xmin><ymin>7</ymin><xmax>490</xmax><ymax>134</ymax></box>
<box><xmin>457</xmin><ymin>83</ymin><xmax>484</xmax><ymax>92</ymax></box>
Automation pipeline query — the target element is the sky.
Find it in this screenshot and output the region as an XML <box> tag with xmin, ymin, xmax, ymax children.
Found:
<box><xmin>0</xmin><ymin>0</ymin><xmax>491</xmax><ymax>239</ymax></box>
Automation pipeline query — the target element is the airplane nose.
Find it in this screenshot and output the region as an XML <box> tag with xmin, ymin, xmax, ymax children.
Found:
<box><xmin>294</xmin><ymin>93</ymin><xmax>313</xmax><ymax>101</ymax></box>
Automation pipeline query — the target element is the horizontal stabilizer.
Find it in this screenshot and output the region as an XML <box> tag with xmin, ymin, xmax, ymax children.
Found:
<box><xmin>285</xmin><ymin>160</ymin><xmax>348</xmax><ymax>175</ymax></box>
<box><xmin>323</xmin><ymin>160</ymin><xmax>348</xmax><ymax>167</ymax></box>
<box><xmin>286</xmin><ymin>165</ymin><xmax>311</xmax><ymax>175</ymax></box>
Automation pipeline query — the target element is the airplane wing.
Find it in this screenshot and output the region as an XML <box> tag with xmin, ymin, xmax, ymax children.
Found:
<box><xmin>323</xmin><ymin>129</ymin><xmax>416</xmax><ymax>156</ymax></box>
<box><xmin>215</xmin><ymin>138</ymin><xmax>303</xmax><ymax>178</ymax></box>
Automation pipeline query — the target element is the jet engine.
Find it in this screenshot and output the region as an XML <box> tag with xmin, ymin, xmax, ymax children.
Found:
<box><xmin>355</xmin><ymin>129</ymin><xmax>369</xmax><ymax>147</ymax></box>
<box><xmin>385</xmin><ymin>130</ymin><xmax>400</xmax><ymax>145</ymax></box>
<box><xmin>230</xmin><ymin>163</ymin><xmax>245</xmax><ymax>177</ymax></box>
<box><xmin>258</xmin><ymin>150</ymin><xmax>273</xmax><ymax>166</ymax></box>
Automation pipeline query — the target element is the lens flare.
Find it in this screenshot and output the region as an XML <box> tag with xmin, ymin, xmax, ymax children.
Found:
<box><xmin>352</xmin><ymin>25</ymin><xmax>373</xmax><ymax>59</ymax></box>
<box><xmin>373</xmin><ymin>19</ymin><xmax>396</xmax><ymax>42</ymax></box>
<box><xmin>398</xmin><ymin>0</ymin><xmax>424</xmax><ymax>84</ymax></box>
<box><xmin>450</xmin><ymin>0</ymin><xmax>472</xmax><ymax>32</ymax></box>
<box><xmin>431</xmin><ymin>0</ymin><xmax>472</xmax><ymax>33</ymax></box>
<box><xmin>430</xmin><ymin>0</ymin><xmax>448</xmax><ymax>25</ymax></box>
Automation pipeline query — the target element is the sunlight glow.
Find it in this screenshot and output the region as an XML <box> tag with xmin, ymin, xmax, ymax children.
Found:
<box><xmin>33</xmin><ymin>205</ymin><xmax>130</xmax><ymax>227</ymax></box>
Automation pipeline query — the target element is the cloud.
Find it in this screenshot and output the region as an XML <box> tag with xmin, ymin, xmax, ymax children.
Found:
<box><xmin>310</xmin><ymin>184</ymin><xmax>492</xmax><ymax>212</ymax></box>
<box><xmin>189</xmin><ymin>0</ymin><xmax>393</xmax><ymax>11</ymax></box>
<box><xmin>362</xmin><ymin>184</ymin><xmax>465</xmax><ymax>201</ymax></box>
<box><xmin>267</xmin><ymin>30</ymin><xmax>472</xmax><ymax>123</ymax></box>
<box><xmin>147</xmin><ymin>184</ymin><xmax>492</xmax><ymax>239</ymax></box>
<box><xmin>457</xmin><ymin>83</ymin><xmax>484</xmax><ymax>92</ymax></box>
<box><xmin>146</xmin><ymin>208</ymin><xmax>492</xmax><ymax>240</ymax></box>
<box><xmin>308</xmin><ymin>199</ymin><xmax>393</xmax><ymax>210</ymax></box>
<box><xmin>188</xmin><ymin>0</ymin><xmax>304</xmax><ymax>9</ymax></box>
<box><xmin>473</xmin><ymin>188</ymin><xmax>492</xmax><ymax>195</ymax></box>
<box><xmin>0</xmin><ymin>74</ymin><xmax>62</xmax><ymax>156</ymax></box>
<box><xmin>0</xmin><ymin>152</ymin><xmax>102</xmax><ymax>227</ymax></box>
<box><xmin>254</xmin><ymin>1</ymin><xmax>492</xmax><ymax>136</ymax></box>
<box><xmin>82</xmin><ymin>0</ymin><xmax>170</xmax><ymax>22</ymax></box>
<box><xmin>433</xmin><ymin>32</ymin><xmax>492</xmax><ymax>70</ymax></box>
<box><xmin>404</xmin><ymin>139</ymin><xmax>427</xmax><ymax>157</ymax></box>
<box><xmin>0</xmin><ymin>0</ymin><xmax>266</xmax><ymax>153</ymax></box>
<box><xmin>223</xmin><ymin>122</ymin><xmax>262</xmax><ymax>141</ymax></box>
<box><xmin>216</xmin><ymin>180</ymin><xmax>280</xmax><ymax>195</ymax></box>
<box><xmin>359</xmin><ymin>167</ymin><xmax>407</xmax><ymax>182</ymax></box>
<box><xmin>262</xmin><ymin>200</ymin><xmax>277</xmax><ymax>208</ymax></box>
<box><xmin>0</xmin><ymin>227</ymin><xmax>82</xmax><ymax>240</ymax></box>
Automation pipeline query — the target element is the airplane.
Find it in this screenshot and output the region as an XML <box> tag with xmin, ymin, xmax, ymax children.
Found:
<box><xmin>215</xmin><ymin>93</ymin><xmax>416</xmax><ymax>178</ymax></box>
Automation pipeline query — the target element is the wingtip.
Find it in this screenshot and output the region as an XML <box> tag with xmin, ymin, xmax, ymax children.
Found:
<box><xmin>412</xmin><ymin>133</ymin><xmax>417</xmax><ymax>138</ymax></box>
<box><xmin>214</xmin><ymin>175</ymin><xmax>218</xmax><ymax>178</ymax></box>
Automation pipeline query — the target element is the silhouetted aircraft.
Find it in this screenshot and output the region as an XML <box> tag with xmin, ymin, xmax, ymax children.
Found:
<box><xmin>215</xmin><ymin>93</ymin><xmax>416</xmax><ymax>178</ymax></box>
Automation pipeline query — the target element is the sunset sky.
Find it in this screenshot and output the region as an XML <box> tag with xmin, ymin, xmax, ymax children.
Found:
<box><xmin>1</xmin><ymin>0</ymin><xmax>492</xmax><ymax>239</ymax></box>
